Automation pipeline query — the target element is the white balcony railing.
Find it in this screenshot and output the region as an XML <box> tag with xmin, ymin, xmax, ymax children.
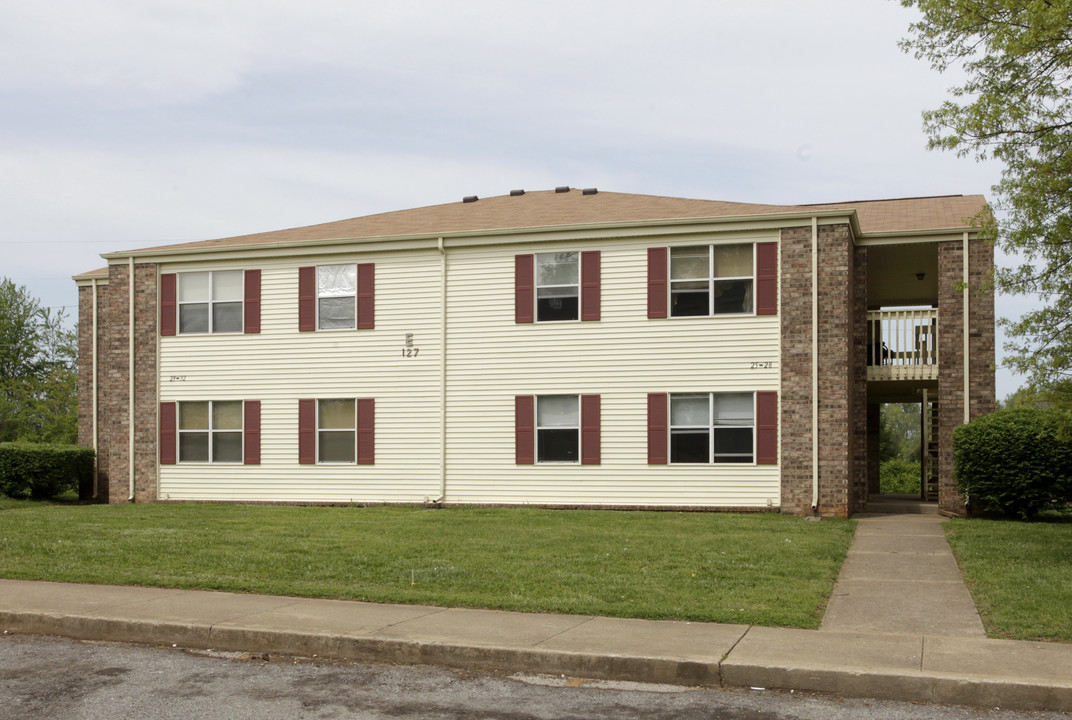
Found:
<box><xmin>867</xmin><ymin>308</ymin><xmax>938</xmax><ymax>381</ymax></box>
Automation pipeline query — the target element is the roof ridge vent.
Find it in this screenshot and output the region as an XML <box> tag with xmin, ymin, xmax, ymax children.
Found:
<box><xmin>555</xmin><ymin>186</ymin><xmax>571</xmax><ymax>193</ymax></box>
<box><xmin>510</xmin><ymin>189</ymin><xmax>525</xmax><ymax>196</ymax></box>
<box><xmin>582</xmin><ymin>188</ymin><xmax>598</xmax><ymax>196</ymax></box>
<box><xmin>462</xmin><ymin>195</ymin><xmax>479</xmax><ymax>203</ymax></box>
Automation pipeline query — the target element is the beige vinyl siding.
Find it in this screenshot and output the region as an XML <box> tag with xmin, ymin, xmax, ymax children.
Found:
<box><xmin>444</xmin><ymin>233</ymin><xmax>781</xmax><ymax>507</ymax></box>
<box><xmin>157</xmin><ymin>230</ymin><xmax>781</xmax><ymax>507</ymax></box>
<box><xmin>159</xmin><ymin>249</ymin><xmax>443</xmax><ymax>502</ymax></box>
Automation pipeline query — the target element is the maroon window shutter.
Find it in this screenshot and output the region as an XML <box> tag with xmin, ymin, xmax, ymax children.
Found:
<box><xmin>515</xmin><ymin>254</ymin><xmax>534</xmax><ymax>324</ymax></box>
<box><xmin>647</xmin><ymin>248</ymin><xmax>668</xmax><ymax>319</ymax></box>
<box><xmin>756</xmin><ymin>242</ymin><xmax>778</xmax><ymax>316</ymax></box>
<box><xmin>581</xmin><ymin>394</ymin><xmax>601</xmax><ymax>465</ymax></box>
<box><xmin>756</xmin><ymin>391</ymin><xmax>778</xmax><ymax>465</ymax></box>
<box><xmin>298</xmin><ymin>266</ymin><xmax>316</xmax><ymax>332</ymax></box>
<box><xmin>243</xmin><ymin>269</ymin><xmax>261</xmax><ymax>333</ymax></box>
<box><xmin>580</xmin><ymin>251</ymin><xmax>601</xmax><ymax>321</ymax></box>
<box><xmin>243</xmin><ymin>400</ymin><xmax>261</xmax><ymax>465</ymax></box>
<box><xmin>357</xmin><ymin>263</ymin><xmax>375</xmax><ymax>330</ymax></box>
<box><xmin>160</xmin><ymin>273</ymin><xmax>177</xmax><ymax>336</ymax></box>
<box><xmin>159</xmin><ymin>401</ymin><xmax>177</xmax><ymax>465</ymax></box>
<box><xmin>515</xmin><ymin>395</ymin><xmax>535</xmax><ymax>464</ymax></box>
<box><xmin>298</xmin><ymin>398</ymin><xmax>316</xmax><ymax>464</ymax></box>
<box><xmin>647</xmin><ymin>393</ymin><xmax>668</xmax><ymax>464</ymax></box>
<box><xmin>357</xmin><ymin>398</ymin><xmax>375</xmax><ymax>465</ymax></box>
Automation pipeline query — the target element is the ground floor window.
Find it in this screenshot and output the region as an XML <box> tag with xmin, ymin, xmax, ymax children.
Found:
<box><xmin>178</xmin><ymin>400</ymin><xmax>243</xmax><ymax>462</ymax></box>
<box><xmin>537</xmin><ymin>395</ymin><xmax>579</xmax><ymax>463</ymax></box>
<box><xmin>318</xmin><ymin>398</ymin><xmax>356</xmax><ymax>463</ymax></box>
<box><xmin>670</xmin><ymin>392</ymin><xmax>754</xmax><ymax>463</ymax></box>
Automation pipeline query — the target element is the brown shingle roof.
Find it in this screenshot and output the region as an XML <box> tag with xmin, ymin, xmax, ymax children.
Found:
<box><xmin>104</xmin><ymin>189</ymin><xmax>988</xmax><ymax>259</ymax></box>
<box><xmin>804</xmin><ymin>194</ymin><xmax>989</xmax><ymax>235</ymax></box>
<box><xmin>73</xmin><ymin>266</ymin><xmax>110</xmax><ymax>281</ymax></box>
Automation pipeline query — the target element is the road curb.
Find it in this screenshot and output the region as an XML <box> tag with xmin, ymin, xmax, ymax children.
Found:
<box><xmin>0</xmin><ymin>609</ymin><xmax>721</xmax><ymax>687</ymax></box>
<box><xmin>4</xmin><ymin>607</ymin><xmax>1072</xmax><ymax>712</ymax></box>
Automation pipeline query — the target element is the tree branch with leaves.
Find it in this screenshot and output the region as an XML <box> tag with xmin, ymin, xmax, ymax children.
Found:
<box><xmin>901</xmin><ymin>0</ymin><xmax>1072</xmax><ymax>392</ymax></box>
<box><xmin>0</xmin><ymin>279</ymin><xmax>78</xmax><ymax>443</ymax></box>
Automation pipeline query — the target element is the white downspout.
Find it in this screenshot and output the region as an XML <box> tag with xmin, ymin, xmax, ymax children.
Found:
<box><xmin>437</xmin><ymin>237</ymin><xmax>447</xmax><ymax>504</ymax></box>
<box><xmin>962</xmin><ymin>231</ymin><xmax>970</xmax><ymax>425</ymax></box>
<box><xmin>91</xmin><ymin>278</ymin><xmax>99</xmax><ymax>500</ymax></box>
<box><xmin>811</xmin><ymin>217</ymin><xmax>820</xmax><ymax>512</ymax></box>
<box><xmin>128</xmin><ymin>256</ymin><xmax>135</xmax><ymax>502</ymax></box>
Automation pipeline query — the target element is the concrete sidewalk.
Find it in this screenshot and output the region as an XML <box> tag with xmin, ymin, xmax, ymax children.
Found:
<box><xmin>2</xmin><ymin>576</ymin><xmax>1071</xmax><ymax>712</ymax></box>
<box><xmin>821</xmin><ymin>514</ymin><xmax>986</xmax><ymax>637</ymax></box>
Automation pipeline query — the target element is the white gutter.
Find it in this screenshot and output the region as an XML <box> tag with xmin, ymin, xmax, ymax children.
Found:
<box><xmin>811</xmin><ymin>217</ymin><xmax>819</xmax><ymax>512</ymax></box>
<box><xmin>91</xmin><ymin>278</ymin><xmax>99</xmax><ymax>500</ymax></box>
<box><xmin>128</xmin><ymin>256</ymin><xmax>135</xmax><ymax>502</ymax></box>
<box><xmin>437</xmin><ymin>237</ymin><xmax>447</xmax><ymax>504</ymax></box>
<box><xmin>963</xmin><ymin>232</ymin><xmax>970</xmax><ymax>425</ymax></box>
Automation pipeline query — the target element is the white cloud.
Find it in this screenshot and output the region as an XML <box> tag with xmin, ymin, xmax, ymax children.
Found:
<box><xmin>0</xmin><ymin>0</ymin><xmax>1027</xmax><ymax>394</ymax></box>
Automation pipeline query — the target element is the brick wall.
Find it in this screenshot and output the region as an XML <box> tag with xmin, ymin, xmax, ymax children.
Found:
<box><xmin>779</xmin><ymin>226</ymin><xmax>814</xmax><ymax>515</ymax></box>
<box><xmin>79</xmin><ymin>263</ymin><xmax>159</xmax><ymax>503</ymax></box>
<box><xmin>779</xmin><ymin>223</ymin><xmax>859</xmax><ymax>517</ymax></box>
<box><xmin>937</xmin><ymin>238</ymin><xmax>996</xmax><ymax>515</ymax></box>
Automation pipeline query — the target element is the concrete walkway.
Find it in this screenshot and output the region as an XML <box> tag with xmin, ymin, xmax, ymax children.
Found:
<box><xmin>821</xmin><ymin>514</ymin><xmax>986</xmax><ymax>637</ymax></box>
<box><xmin>2</xmin><ymin>513</ymin><xmax>1071</xmax><ymax>712</ymax></box>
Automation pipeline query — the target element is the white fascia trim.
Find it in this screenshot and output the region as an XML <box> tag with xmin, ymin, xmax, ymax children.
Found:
<box><xmin>856</xmin><ymin>228</ymin><xmax>981</xmax><ymax>246</ymax></box>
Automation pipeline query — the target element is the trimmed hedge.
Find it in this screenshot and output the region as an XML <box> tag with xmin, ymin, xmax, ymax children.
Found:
<box><xmin>954</xmin><ymin>408</ymin><xmax>1072</xmax><ymax>519</ymax></box>
<box><xmin>0</xmin><ymin>443</ymin><xmax>94</xmax><ymax>500</ymax></box>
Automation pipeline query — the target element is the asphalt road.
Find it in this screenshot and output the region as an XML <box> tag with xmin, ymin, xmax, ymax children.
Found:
<box><xmin>1</xmin><ymin>633</ymin><xmax>1068</xmax><ymax>720</ymax></box>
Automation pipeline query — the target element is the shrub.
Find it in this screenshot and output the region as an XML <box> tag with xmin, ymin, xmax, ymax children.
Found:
<box><xmin>0</xmin><ymin>443</ymin><xmax>94</xmax><ymax>500</ymax></box>
<box><xmin>954</xmin><ymin>408</ymin><xmax>1072</xmax><ymax>519</ymax></box>
<box><xmin>880</xmin><ymin>459</ymin><xmax>921</xmax><ymax>494</ymax></box>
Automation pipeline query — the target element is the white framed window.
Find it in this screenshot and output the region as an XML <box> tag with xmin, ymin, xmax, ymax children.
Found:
<box><xmin>537</xmin><ymin>395</ymin><xmax>579</xmax><ymax>463</ymax></box>
<box><xmin>178</xmin><ymin>271</ymin><xmax>243</xmax><ymax>333</ymax></box>
<box><xmin>178</xmin><ymin>400</ymin><xmax>243</xmax><ymax>462</ymax></box>
<box><xmin>318</xmin><ymin>264</ymin><xmax>356</xmax><ymax>330</ymax></box>
<box><xmin>536</xmin><ymin>252</ymin><xmax>579</xmax><ymax>322</ymax></box>
<box><xmin>318</xmin><ymin>398</ymin><xmax>355</xmax><ymax>463</ymax></box>
<box><xmin>670</xmin><ymin>392</ymin><xmax>754</xmax><ymax>463</ymax></box>
<box><xmin>669</xmin><ymin>244</ymin><xmax>753</xmax><ymax>316</ymax></box>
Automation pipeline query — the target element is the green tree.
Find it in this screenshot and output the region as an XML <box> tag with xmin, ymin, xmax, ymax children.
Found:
<box><xmin>879</xmin><ymin>402</ymin><xmax>921</xmax><ymax>462</ymax></box>
<box><xmin>0</xmin><ymin>279</ymin><xmax>78</xmax><ymax>443</ymax></box>
<box><xmin>900</xmin><ymin>1</ymin><xmax>1072</xmax><ymax>395</ymax></box>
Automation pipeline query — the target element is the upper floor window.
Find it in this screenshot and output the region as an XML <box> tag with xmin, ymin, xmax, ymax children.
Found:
<box><xmin>536</xmin><ymin>252</ymin><xmax>579</xmax><ymax>322</ymax></box>
<box><xmin>317</xmin><ymin>265</ymin><xmax>357</xmax><ymax>330</ymax></box>
<box><xmin>670</xmin><ymin>244</ymin><xmax>753</xmax><ymax>317</ymax></box>
<box><xmin>670</xmin><ymin>392</ymin><xmax>754</xmax><ymax>464</ymax></box>
<box><xmin>179</xmin><ymin>400</ymin><xmax>243</xmax><ymax>463</ymax></box>
<box><xmin>515</xmin><ymin>251</ymin><xmax>600</xmax><ymax>323</ymax></box>
<box><xmin>178</xmin><ymin>271</ymin><xmax>244</xmax><ymax>333</ymax></box>
<box><xmin>298</xmin><ymin>264</ymin><xmax>374</xmax><ymax>332</ymax></box>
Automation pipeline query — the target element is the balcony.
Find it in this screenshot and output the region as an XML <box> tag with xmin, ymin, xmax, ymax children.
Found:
<box><xmin>866</xmin><ymin>308</ymin><xmax>938</xmax><ymax>381</ymax></box>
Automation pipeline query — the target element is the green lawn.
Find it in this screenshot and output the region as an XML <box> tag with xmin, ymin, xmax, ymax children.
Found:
<box><xmin>0</xmin><ymin>503</ymin><xmax>854</xmax><ymax>628</ymax></box>
<box><xmin>944</xmin><ymin>515</ymin><xmax>1072</xmax><ymax>642</ymax></box>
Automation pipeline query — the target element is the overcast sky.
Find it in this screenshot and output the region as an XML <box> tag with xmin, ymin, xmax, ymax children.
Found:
<box><xmin>1</xmin><ymin>0</ymin><xmax>1026</xmax><ymax>397</ymax></box>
